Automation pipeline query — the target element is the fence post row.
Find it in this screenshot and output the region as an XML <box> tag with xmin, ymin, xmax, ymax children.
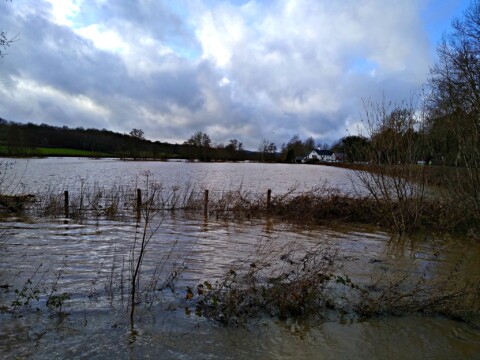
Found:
<box><xmin>62</xmin><ymin>188</ymin><xmax>272</xmax><ymax>218</ymax></box>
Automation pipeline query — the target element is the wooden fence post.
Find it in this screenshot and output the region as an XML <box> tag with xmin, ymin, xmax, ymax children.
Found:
<box><xmin>204</xmin><ymin>189</ymin><xmax>209</xmax><ymax>215</ymax></box>
<box><xmin>267</xmin><ymin>189</ymin><xmax>272</xmax><ymax>208</ymax></box>
<box><xmin>64</xmin><ymin>191</ymin><xmax>69</xmax><ymax>218</ymax></box>
<box><xmin>136</xmin><ymin>189</ymin><xmax>142</xmax><ymax>219</ymax></box>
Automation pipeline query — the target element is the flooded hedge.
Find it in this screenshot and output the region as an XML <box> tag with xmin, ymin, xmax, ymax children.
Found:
<box><xmin>1</xmin><ymin>181</ymin><xmax>478</xmax><ymax>236</ymax></box>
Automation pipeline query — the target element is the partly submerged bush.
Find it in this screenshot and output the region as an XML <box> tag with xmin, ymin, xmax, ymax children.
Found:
<box><xmin>188</xmin><ymin>236</ymin><xmax>480</xmax><ymax>327</ymax></box>
<box><xmin>349</xmin><ymin>261</ymin><xmax>480</xmax><ymax>327</ymax></box>
<box><xmin>190</xmin><ymin>241</ymin><xmax>340</xmax><ymax>324</ymax></box>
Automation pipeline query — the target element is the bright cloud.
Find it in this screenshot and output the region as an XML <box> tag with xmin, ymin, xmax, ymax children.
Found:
<box><xmin>75</xmin><ymin>24</ymin><xmax>129</xmax><ymax>54</ymax></box>
<box><xmin>43</xmin><ymin>0</ymin><xmax>83</xmax><ymax>26</ymax></box>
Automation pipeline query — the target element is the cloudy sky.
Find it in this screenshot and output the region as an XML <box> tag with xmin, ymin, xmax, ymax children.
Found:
<box><xmin>0</xmin><ymin>0</ymin><xmax>471</xmax><ymax>150</ymax></box>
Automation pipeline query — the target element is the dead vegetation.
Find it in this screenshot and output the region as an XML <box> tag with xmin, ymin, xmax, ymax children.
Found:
<box><xmin>189</xmin><ymin>237</ymin><xmax>480</xmax><ymax>327</ymax></box>
<box><xmin>346</xmin><ymin>259</ymin><xmax>480</xmax><ymax>327</ymax></box>
<box><xmin>0</xmin><ymin>180</ymin><xmax>476</xmax><ymax>236</ymax></box>
<box><xmin>188</xmin><ymin>239</ymin><xmax>340</xmax><ymax>324</ymax></box>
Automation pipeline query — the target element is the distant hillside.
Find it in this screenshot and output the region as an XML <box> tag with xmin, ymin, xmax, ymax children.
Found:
<box><xmin>0</xmin><ymin>119</ymin><xmax>257</xmax><ymax>161</ymax></box>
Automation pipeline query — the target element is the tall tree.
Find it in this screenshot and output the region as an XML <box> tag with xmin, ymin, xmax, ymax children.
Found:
<box><xmin>225</xmin><ymin>139</ymin><xmax>244</xmax><ymax>161</ymax></box>
<box><xmin>334</xmin><ymin>135</ymin><xmax>370</xmax><ymax>163</ymax></box>
<box><xmin>127</xmin><ymin>128</ymin><xmax>146</xmax><ymax>159</ymax></box>
<box><xmin>259</xmin><ymin>138</ymin><xmax>277</xmax><ymax>162</ymax></box>
<box><xmin>355</xmin><ymin>100</ymin><xmax>428</xmax><ymax>235</ymax></box>
<box><xmin>428</xmin><ymin>0</ymin><xmax>480</xmax><ymax>218</ymax></box>
<box><xmin>184</xmin><ymin>131</ymin><xmax>212</xmax><ymax>161</ymax></box>
<box><xmin>129</xmin><ymin>128</ymin><xmax>145</xmax><ymax>140</ymax></box>
<box><xmin>428</xmin><ymin>0</ymin><xmax>480</xmax><ymax>116</ymax></box>
<box><xmin>184</xmin><ymin>131</ymin><xmax>211</xmax><ymax>147</ymax></box>
<box><xmin>280</xmin><ymin>135</ymin><xmax>315</xmax><ymax>162</ymax></box>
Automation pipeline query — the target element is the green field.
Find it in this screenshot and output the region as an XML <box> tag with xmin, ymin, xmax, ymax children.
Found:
<box><xmin>35</xmin><ymin>147</ymin><xmax>115</xmax><ymax>157</ymax></box>
<box><xmin>0</xmin><ymin>146</ymin><xmax>117</xmax><ymax>157</ymax></box>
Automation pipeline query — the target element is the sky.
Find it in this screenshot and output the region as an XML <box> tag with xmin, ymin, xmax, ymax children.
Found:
<box><xmin>0</xmin><ymin>0</ymin><xmax>472</xmax><ymax>150</ymax></box>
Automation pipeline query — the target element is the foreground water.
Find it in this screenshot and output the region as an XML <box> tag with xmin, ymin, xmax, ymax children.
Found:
<box><xmin>1</xmin><ymin>213</ymin><xmax>479</xmax><ymax>359</ymax></box>
<box><xmin>1</xmin><ymin>158</ymin><xmax>480</xmax><ymax>358</ymax></box>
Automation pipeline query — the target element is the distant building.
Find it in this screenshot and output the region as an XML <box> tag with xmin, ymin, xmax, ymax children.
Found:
<box><xmin>302</xmin><ymin>149</ymin><xmax>346</xmax><ymax>163</ymax></box>
<box><xmin>305</xmin><ymin>149</ymin><xmax>335</xmax><ymax>162</ymax></box>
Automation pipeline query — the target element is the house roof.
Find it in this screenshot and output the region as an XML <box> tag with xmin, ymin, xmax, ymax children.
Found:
<box><xmin>312</xmin><ymin>149</ymin><xmax>333</xmax><ymax>156</ymax></box>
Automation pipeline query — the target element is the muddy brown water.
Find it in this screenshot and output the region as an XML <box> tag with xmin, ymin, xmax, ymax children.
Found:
<box><xmin>1</xmin><ymin>214</ymin><xmax>479</xmax><ymax>359</ymax></box>
<box><xmin>0</xmin><ymin>158</ymin><xmax>479</xmax><ymax>359</ymax></box>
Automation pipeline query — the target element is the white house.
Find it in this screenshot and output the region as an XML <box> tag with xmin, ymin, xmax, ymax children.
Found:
<box><xmin>305</xmin><ymin>149</ymin><xmax>336</xmax><ymax>162</ymax></box>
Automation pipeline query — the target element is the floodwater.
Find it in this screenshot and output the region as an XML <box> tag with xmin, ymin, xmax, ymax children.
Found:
<box><xmin>0</xmin><ymin>157</ymin><xmax>359</xmax><ymax>195</ymax></box>
<box><xmin>0</xmin><ymin>158</ymin><xmax>479</xmax><ymax>359</ymax></box>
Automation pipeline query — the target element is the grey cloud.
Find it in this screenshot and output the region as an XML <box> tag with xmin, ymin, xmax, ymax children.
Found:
<box><xmin>1</xmin><ymin>11</ymin><xmax>127</xmax><ymax>96</ymax></box>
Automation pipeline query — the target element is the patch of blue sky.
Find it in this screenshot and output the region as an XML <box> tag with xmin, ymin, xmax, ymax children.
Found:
<box><xmin>169</xmin><ymin>42</ymin><xmax>202</xmax><ymax>61</ymax></box>
<box><xmin>421</xmin><ymin>0</ymin><xmax>471</xmax><ymax>45</ymax></box>
<box><xmin>164</xmin><ymin>0</ymin><xmax>190</xmax><ymax>20</ymax></box>
<box><xmin>201</xmin><ymin>0</ymin><xmax>251</xmax><ymax>6</ymax></box>
<box><xmin>230</xmin><ymin>0</ymin><xmax>253</xmax><ymax>5</ymax></box>
<box><xmin>160</xmin><ymin>1</ymin><xmax>202</xmax><ymax>60</ymax></box>
<box><xmin>66</xmin><ymin>2</ymin><xmax>99</xmax><ymax>30</ymax></box>
<box><xmin>349</xmin><ymin>58</ymin><xmax>378</xmax><ymax>75</ymax></box>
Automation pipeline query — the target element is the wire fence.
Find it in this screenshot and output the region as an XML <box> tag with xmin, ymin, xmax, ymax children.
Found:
<box><xmin>0</xmin><ymin>180</ymin><xmax>345</xmax><ymax>223</ymax></box>
<box><xmin>0</xmin><ymin>187</ymin><xmax>276</xmax><ymax>219</ymax></box>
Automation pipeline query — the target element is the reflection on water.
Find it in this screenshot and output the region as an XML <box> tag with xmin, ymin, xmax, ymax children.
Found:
<box><xmin>1</xmin><ymin>213</ymin><xmax>479</xmax><ymax>359</ymax></box>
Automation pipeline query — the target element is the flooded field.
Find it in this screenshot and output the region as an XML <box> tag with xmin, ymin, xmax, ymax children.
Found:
<box><xmin>1</xmin><ymin>158</ymin><xmax>480</xmax><ymax>359</ymax></box>
<box><xmin>1</xmin><ymin>213</ymin><xmax>479</xmax><ymax>359</ymax></box>
<box><xmin>0</xmin><ymin>157</ymin><xmax>360</xmax><ymax>195</ymax></box>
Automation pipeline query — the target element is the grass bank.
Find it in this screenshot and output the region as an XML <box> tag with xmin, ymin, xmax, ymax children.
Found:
<box><xmin>0</xmin><ymin>146</ymin><xmax>116</xmax><ymax>158</ymax></box>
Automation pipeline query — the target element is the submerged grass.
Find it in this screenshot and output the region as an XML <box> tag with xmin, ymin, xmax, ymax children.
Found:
<box><xmin>1</xmin><ymin>180</ymin><xmax>477</xmax><ymax>236</ymax></box>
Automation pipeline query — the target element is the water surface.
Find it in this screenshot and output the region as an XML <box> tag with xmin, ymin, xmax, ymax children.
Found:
<box><xmin>1</xmin><ymin>157</ymin><xmax>359</xmax><ymax>195</ymax></box>
<box><xmin>1</xmin><ymin>213</ymin><xmax>479</xmax><ymax>359</ymax></box>
<box><xmin>0</xmin><ymin>158</ymin><xmax>479</xmax><ymax>359</ymax></box>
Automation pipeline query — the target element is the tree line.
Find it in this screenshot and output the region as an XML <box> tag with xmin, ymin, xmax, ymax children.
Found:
<box><xmin>0</xmin><ymin>121</ymin><xmax>265</xmax><ymax>161</ymax></box>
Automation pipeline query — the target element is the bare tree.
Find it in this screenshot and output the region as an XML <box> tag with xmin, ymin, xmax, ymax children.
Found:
<box><xmin>258</xmin><ymin>138</ymin><xmax>276</xmax><ymax>162</ymax></box>
<box><xmin>184</xmin><ymin>131</ymin><xmax>212</xmax><ymax>161</ymax></box>
<box><xmin>225</xmin><ymin>139</ymin><xmax>244</xmax><ymax>161</ymax></box>
<box><xmin>354</xmin><ymin>99</ymin><xmax>428</xmax><ymax>235</ymax></box>
<box><xmin>427</xmin><ymin>0</ymin><xmax>480</xmax><ymax>220</ymax></box>
<box><xmin>1</xmin><ymin>1</ymin><xmax>14</xmax><ymax>59</ymax></box>
<box><xmin>129</xmin><ymin>128</ymin><xmax>145</xmax><ymax>140</ymax></box>
<box><xmin>280</xmin><ymin>135</ymin><xmax>315</xmax><ymax>163</ymax></box>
